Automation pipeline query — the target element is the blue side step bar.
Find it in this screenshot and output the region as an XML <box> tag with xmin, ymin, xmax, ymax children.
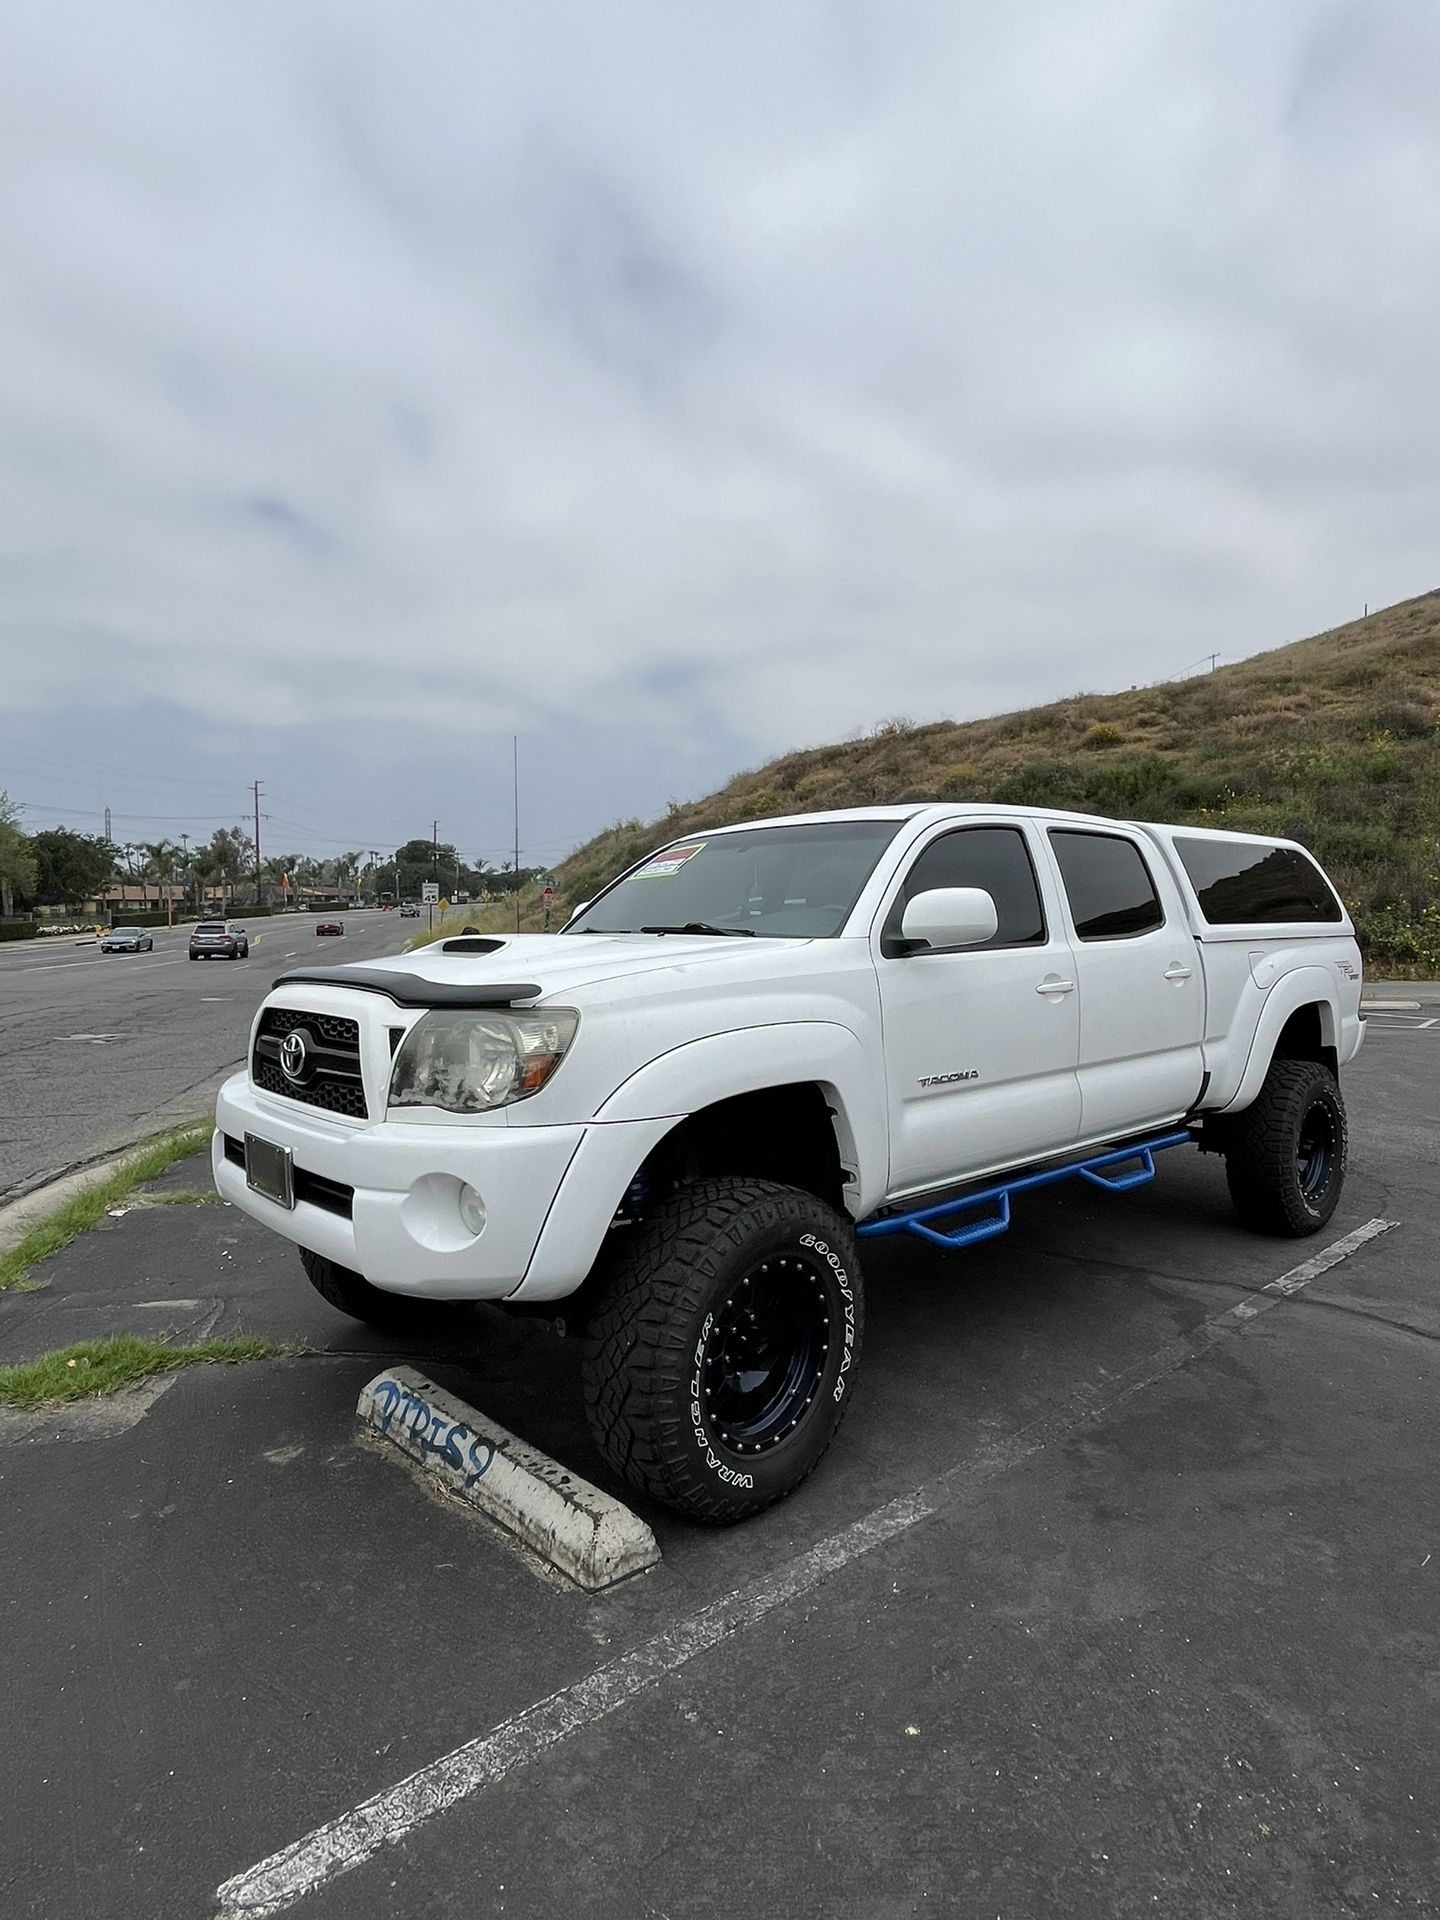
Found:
<box><xmin>856</xmin><ymin>1130</ymin><xmax>1194</xmax><ymax>1251</ymax></box>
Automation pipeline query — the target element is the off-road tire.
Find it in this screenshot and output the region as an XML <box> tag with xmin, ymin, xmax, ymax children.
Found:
<box><xmin>299</xmin><ymin>1248</ymin><xmax>458</xmax><ymax>1330</ymax></box>
<box><xmin>1224</xmin><ymin>1058</ymin><xmax>1347</xmax><ymax>1237</ymax></box>
<box><xmin>582</xmin><ymin>1177</ymin><xmax>864</xmax><ymax>1524</ymax></box>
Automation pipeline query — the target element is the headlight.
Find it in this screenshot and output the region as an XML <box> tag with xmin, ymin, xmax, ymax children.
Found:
<box><xmin>387</xmin><ymin>1008</ymin><xmax>579</xmax><ymax>1114</ymax></box>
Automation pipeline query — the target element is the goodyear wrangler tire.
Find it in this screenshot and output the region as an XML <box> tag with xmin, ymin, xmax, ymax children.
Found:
<box><xmin>582</xmin><ymin>1178</ymin><xmax>865</xmax><ymax>1524</ymax></box>
<box><xmin>1224</xmin><ymin>1058</ymin><xmax>1347</xmax><ymax>1237</ymax></box>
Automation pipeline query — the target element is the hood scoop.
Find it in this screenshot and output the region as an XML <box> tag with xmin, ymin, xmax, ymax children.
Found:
<box><xmin>440</xmin><ymin>937</ymin><xmax>507</xmax><ymax>955</ymax></box>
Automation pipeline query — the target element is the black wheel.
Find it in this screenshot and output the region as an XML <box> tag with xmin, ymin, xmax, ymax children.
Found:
<box><xmin>1224</xmin><ymin>1058</ymin><xmax>1347</xmax><ymax>1237</ymax></box>
<box><xmin>299</xmin><ymin>1248</ymin><xmax>459</xmax><ymax>1330</ymax></box>
<box><xmin>582</xmin><ymin>1177</ymin><xmax>864</xmax><ymax>1524</ymax></box>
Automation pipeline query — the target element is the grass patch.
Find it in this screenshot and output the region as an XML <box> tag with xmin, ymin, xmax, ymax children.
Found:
<box><xmin>0</xmin><ymin>1121</ymin><xmax>216</xmax><ymax>1294</ymax></box>
<box><xmin>0</xmin><ymin>1333</ymin><xmax>297</xmax><ymax>1408</ymax></box>
<box><xmin>133</xmin><ymin>1190</ymin><xmax>229</xmax><ymax>1209</ymax></box>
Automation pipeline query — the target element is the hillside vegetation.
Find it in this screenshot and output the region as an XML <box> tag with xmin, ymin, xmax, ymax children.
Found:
<box><xmin>452</xmin><ymin>592</ymin><xmax>1440</xmax><ymax>971</ymax></box>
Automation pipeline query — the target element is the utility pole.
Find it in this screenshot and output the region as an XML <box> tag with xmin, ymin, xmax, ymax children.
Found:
<box><xmin>180</xmin><ymin>831</ymin><xmax>190</xmax><ymax>919</ymax></box>
<box><xmin>253</xmin><ymin>779</ymin><xmax>263</xmax><ymax>910</ymax></box>
<box><xmin>1207</xmin><ymin>653</ymin><xmax>1220</xmax><ymax>673</ymax></box>
<box><xmin>513</xmin><ymin>735</ymin><xmax>521</xmax><ymax>933</ymax></box>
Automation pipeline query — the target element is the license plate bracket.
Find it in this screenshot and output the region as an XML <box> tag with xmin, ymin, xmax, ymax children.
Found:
<box><xmin>245</xmin><ymin>1133</ymin><xmax>294</xmax><ymax>1209</ymax></box>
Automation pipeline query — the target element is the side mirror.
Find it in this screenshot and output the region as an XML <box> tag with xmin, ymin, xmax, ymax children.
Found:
<box><xmin>899</xmin><ymin>886</ymin><xmax>998</xmax><ymax>951</ymax></box>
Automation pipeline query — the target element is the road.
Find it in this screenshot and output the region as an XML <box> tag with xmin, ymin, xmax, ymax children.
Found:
<box><xmin>0</xmin><ymin>910</ymin><xmax>413</xmax><ymax>1204</ymax></box>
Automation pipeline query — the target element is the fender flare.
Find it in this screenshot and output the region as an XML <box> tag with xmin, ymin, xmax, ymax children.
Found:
<box><xmin>596</xmin><ymin>1021</ymin><xmax>887</xmax><ymax>1211</ymax></box>
<box><xmin>512</xmin><ymin>1023</ymin><xmax>888</xmax><ymax>1304</ymax></box>
<box><xmin>1215</xmin><ymin>968</ymin><xmax>1340</xmax><ymax>1115</ymax></box>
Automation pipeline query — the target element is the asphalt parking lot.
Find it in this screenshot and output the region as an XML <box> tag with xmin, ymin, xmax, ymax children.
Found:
<box><xmin>1</xmin><ymin>1019</ymin><xmax>1436</xmax><ymax>1920</ymax></box>
<box><xmin>0</xmin><ymin>910</ymin><xmax>407</xmax><ymax>1204</ymax></box>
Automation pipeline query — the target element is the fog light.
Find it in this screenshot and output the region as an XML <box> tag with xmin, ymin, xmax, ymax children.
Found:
<box><xmin>458</xmin><ymin>1183</ymin><xmax>487</xmax><ymax>1236</ymax></box>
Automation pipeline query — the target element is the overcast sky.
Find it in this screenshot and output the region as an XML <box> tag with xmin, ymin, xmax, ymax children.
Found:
<box><xmin>2</xmin><ymin>0</ymin><xmax>1437</xmax><ymax>868</ymax></box>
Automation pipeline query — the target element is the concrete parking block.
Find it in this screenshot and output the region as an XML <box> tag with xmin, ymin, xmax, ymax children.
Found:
<box><xmin>356</xmin><ymin>1365</ymin><xmax>660</xmax><ymax>1592</ymax></box>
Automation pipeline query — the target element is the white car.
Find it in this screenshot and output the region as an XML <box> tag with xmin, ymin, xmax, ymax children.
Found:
<box><xmin>216</xmin><ymin>805</ymin><xmax>1364</xmax><ymax>1521</ymax></box>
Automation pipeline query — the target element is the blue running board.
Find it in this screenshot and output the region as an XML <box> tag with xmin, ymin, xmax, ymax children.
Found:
<box><xmin>856</xmin><ymin>1130</ymin><xmax>1194</xmax><ymax>1251</ymax></box>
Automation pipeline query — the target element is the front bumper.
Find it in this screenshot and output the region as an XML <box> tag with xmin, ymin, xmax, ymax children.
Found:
<box><xmin>213</xmin><ymin>1071</ymin><xmax>666</xmax><ymax>1301</ymax></box>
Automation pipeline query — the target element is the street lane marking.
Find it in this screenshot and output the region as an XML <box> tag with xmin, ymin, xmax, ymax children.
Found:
<box><xmin>0</xmin><ymin>956</ymin><xmax>186</xmax><ymax>976</ymax></box>
<box><xmin>213</xmin><ymin>1215</ymin><xmax>1398</xmax><ymax>1919</ymax></box>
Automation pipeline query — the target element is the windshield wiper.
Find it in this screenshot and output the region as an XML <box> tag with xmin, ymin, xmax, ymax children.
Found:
<box><xmin>638</xmin><ymin>922</ymin><xmax>756</xmax><ymax>937</ymax></box>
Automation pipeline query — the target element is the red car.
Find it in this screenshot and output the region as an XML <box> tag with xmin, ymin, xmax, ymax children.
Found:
<box><xmin>315</xmin><ymin>919</ymin><xmax>345</xmax><ymax>937</ymax></box>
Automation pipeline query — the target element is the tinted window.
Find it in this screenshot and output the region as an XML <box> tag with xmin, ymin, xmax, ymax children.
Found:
<box><xmin>1050</xmin><ymin>831</ymin><xmax>1164</xmax><ymax>940</ymax></box>
<box><xmin>885</xmin><ymin>826</ymin><xmax>1046</xmax><ymax>952</ymax></box>
<box><xmin>1174</xmin><ymin>837</ymin><xmax>1342</xmax><ymax>925</ymax></box>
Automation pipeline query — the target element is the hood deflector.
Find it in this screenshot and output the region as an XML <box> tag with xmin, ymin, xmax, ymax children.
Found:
<box><xmin>271</xmin><ymin>966</ymin><xmax>542</xmax><ymax>1009</ymax></box>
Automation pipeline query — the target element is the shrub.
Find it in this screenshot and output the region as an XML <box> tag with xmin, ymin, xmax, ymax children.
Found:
<box><xmin>937</xmin><ymin>762</ymin><xmax>980</xmax><ymax>795</ymax></box>
<box><xmin>1080</xmin><ymin>721</ymin><xmax>1124</xmax><ymax>750</ymax></box>
<box><xmin>1371</xmin><ymin>698</ymin><xmax>1433</xmax><ymax>739</ymax></box>
<box><xmin>0</xmin><ymin>919</ymin><xmax>38</xmax><ymax>942</ymax></box>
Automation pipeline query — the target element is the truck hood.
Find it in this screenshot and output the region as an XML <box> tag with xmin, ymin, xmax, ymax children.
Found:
<box><xmin>274</xmin><ymin>932</ymin><xmax>815</xmax><ymax>1004</ymax></box>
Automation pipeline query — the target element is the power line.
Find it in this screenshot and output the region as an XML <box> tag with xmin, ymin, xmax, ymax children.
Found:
<box><xmin>0</xmin><ymin>737</ymin><xmax>246</xmax><ymax>792</ymax></box>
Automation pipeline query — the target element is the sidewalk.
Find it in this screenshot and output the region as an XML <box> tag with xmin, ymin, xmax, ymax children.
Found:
<box><xmin>1362</xmin><ymin>976</ymin><xmax>1440</xmax><ymax>1005</ymax></box>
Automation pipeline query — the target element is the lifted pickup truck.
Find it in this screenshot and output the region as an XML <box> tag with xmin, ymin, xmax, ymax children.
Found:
<box><xmin>215</xmin><ymin>805</ymin><xmax>1364</xmax><ymax>1522</ymax></box>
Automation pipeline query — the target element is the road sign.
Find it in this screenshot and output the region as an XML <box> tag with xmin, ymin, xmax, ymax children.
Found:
<box><xmin>422</xmin><ymin>881</ymin><xmax>439</xmax><ymax>903</ymax></box>
<box><xmin>438</xmin><ymin>898</ymin><xmax>450</xmax><ymax>912</ymax></box>
<box><xmin>542</xmin><ymin>885</ymin><xmax>555</xmax><ymax>909</ymax></box>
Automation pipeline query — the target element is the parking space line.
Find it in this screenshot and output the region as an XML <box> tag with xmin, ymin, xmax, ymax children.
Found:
<box><xmin>212</xmin><ymin>1216</ymin><xmax>1398</xmax><ymax>1920</ymax></box>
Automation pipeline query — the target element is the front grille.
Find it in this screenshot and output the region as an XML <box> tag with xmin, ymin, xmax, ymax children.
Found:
<box><xmin>252</xmin><ymin>1006</ymin><xmax>368</xmax><ymax>1119</ymax></box>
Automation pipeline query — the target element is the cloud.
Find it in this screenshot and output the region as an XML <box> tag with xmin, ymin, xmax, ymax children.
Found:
<box><xmin>1</xmin><ymin>0</ymin><xmax>1438</xmax><ymax>854</ymax></box>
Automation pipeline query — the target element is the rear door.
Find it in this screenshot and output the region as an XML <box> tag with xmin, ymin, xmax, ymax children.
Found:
<box><xmin>1042</xmin><ymin>826</ymin><xmax>1205</xmax><ymax>1139</ymax></box>
<box><xmin>875</xmin><ymin>821</ymin><xmax>1082</xmax><ymax>1196</ymax></box>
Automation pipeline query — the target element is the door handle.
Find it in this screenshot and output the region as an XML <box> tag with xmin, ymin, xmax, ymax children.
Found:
<box><xmin>1163</xmin><ymin>963</ymin><xmax>1193</xmax><ymax>982</ymax></box>
<box><xmin>1036</xmin><ymin>977</ymin><xmax>1075</xmax><ymax>995</ymax></box>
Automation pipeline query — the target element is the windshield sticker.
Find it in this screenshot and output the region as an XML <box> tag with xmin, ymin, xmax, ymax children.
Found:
<box><xmin>635</xmin><ymin>843</ymin><xmax>706</xmax><ymax>879</ymax></box>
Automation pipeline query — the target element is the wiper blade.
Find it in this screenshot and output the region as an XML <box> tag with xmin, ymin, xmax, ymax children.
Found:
<box><xmin>638</xmin><ymin>922</ymin><xmax>756</xmax><ymax>937</ymax></box>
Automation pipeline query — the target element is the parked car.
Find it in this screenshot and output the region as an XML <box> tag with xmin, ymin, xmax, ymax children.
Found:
<box><xmin>189</xmin><ymin>920</ymin><xmax>249</xmax><ymax>960</ymax></box>
<box><xmin>218</xmin><ymin>804</ymin><xmax>1364</xmax><ymax>1524</ymax></box>
<box><xmin>399</xmin><ymin>903</ymin><xmax>420</xmax><ymax>918</ymax></box>
<box><xmin>315</xmin><ymin>919</ymin><xmax>345</xmax><ymax>937</ymax></box>
<box><xmin>101</xmin><ymin>927</ymin><xmax>154</xmax><ymax>954</ymax></box>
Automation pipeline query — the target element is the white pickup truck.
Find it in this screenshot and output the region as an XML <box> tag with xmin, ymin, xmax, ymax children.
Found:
<box><xmin>214</xmin><ymin>805</ymin><xmax>1364</xmax><ymax>1522</ymax></box>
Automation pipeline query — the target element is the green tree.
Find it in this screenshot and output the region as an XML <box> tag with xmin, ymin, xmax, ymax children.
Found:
<box><xmin>393</xmin><ymin>837</ymin><xmax>461</xmax><ymax>902</ymax></box>
<box><xmin>0</xmin><ymin>792</ymin><xmax>37</xmax><ymax>917</ymax></box>
<box><xmin>28</xmin><ymin>828</ymin><xmax>116</xmax><ymax>909</ymax></box>
<box><xmin>207</xmin><ymin>826</ymin><xmax>254</xmax><ymax>899</ymax></box>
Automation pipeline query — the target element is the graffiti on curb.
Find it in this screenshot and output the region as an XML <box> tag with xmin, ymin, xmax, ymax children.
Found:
<box><xmin>368</xmin><ymin>1375</ymin><xmax>495</xmax><ymax>1489</ymax></box>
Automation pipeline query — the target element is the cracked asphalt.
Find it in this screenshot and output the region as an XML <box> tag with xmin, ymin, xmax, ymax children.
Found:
<box><xmin>0</xmin><ymin>1016</ymin><xmax>1436</xmax><ymax>1919</ymax></box>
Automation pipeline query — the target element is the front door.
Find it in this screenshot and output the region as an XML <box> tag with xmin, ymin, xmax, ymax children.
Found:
<box><xmin>876</xmin><ymin>822</ymin><xmax>1082</xmax><ymax>1196</ymax></box>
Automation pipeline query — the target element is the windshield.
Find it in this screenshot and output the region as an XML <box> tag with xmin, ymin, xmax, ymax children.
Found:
<box><xmin>565</xmin><ymin>819</ymin><xmax>905</xmax><ymax>939</ymax></box>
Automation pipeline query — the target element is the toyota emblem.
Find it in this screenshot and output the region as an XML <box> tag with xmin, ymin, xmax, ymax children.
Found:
<box><xmin>279</xmin><ymin>1030</ymin><xmax>310</xmax><ymax>1083</ymax></box>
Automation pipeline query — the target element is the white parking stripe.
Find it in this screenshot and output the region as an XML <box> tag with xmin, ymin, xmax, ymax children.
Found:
<box><xmin>213</xmin><ymin>1215</ymin><xmax>1398</xmax><ymax>1919</ymax></box>
<box><xmin>215</xmin><ymin>1492</ymin><xmax>932</xmax><ymax>1919</ymax></box>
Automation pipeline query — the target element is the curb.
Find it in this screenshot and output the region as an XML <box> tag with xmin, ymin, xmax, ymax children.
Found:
<box><xmin>357</xmin><ymin>1366</ymin><xmax>661</xmax><ymax>1592</ymax></box>
<box><xmin>0</xmin><ymin>1118</ymin><xmax>217</xmax><ymax>1257</ymax></box>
